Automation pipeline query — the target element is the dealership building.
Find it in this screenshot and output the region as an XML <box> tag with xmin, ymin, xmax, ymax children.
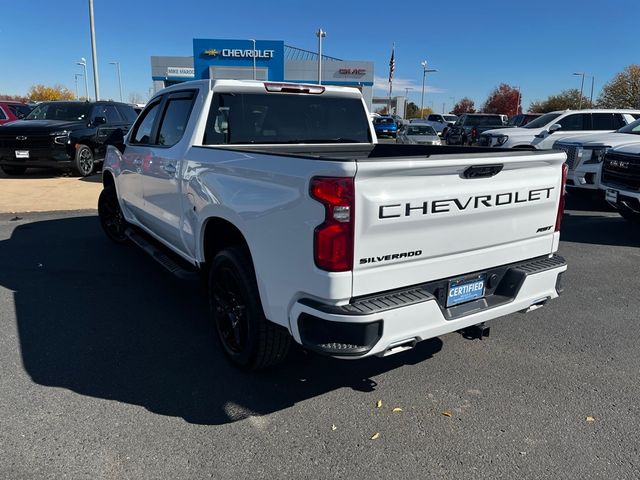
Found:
<box><xmin>150</xmin><ymin>38</ymin><xmax>374</xmax><ymax>108</ymax></box>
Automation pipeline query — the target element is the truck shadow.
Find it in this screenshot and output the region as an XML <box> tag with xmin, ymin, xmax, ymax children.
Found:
<box><xmin>562</xmin><ymin>195</ymin><xmax>639</xmax><ymax>248</ymax></box>
<box><xmin>0</xmin><ymin>215</ymin><xmax>442</xmax><ymax>426</ymax></box>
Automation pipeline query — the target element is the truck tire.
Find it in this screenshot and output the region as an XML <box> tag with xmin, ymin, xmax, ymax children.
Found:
<box><xmin>98</xmin><ymin>185</ymin><xmax>130</xmax><ymax>244</ymax></box>
<box><xmin>72</xmin><ymin>145</ymin><xmax>95</xmax><ymax>177</ymax></box>
<box><xmin>209</xmin><ymin>246</ymin><xmax>291</xmax><ymax>370</ymax></box>
<box><xmin>1</xmin><ymin>165</ymin><xmax>27</xmax><ymax>176</ymax></box>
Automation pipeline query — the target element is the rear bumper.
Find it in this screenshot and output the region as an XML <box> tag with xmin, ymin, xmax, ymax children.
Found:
<box><xmin>290</xmin><ymin>254</ymin><xmax>567</xmax><ymax>358</ymax></box>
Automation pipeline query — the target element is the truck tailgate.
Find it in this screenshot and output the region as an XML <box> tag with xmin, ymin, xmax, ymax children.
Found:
<box><xmin>352</xmin><ymin>151</ymin><xmax>564</xmax><ymax>297</ymax></box>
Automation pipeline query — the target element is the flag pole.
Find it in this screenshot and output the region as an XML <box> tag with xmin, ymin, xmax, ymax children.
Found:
<box><xmin>388</xmin><ymin>43</ymin><xmax>395</xmax><ymax>115</ymax></box>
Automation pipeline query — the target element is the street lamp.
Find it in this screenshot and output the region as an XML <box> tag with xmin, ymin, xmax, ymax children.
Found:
<box><xmin>449</xmin><ymin>96</ymin><xmax>455</xmax><ymax>114</ymax></box>
<box><xmin>76</xmin><ymin>58</ymin><xmax>90</xmax><ymax>101</ymax></box>
<box><xmin>573</xmin><ymin>72</ymin><xmax>586</xmax><ymax>109</ymax></box>
<box><xmin>404</xmin><ymin>87</ymin><xmax>413</xmax><ymax>118</ymax></box>
<box><xmin>249</xmin><ymin>39</ymin><xmax>257</xmax><ymax>80</ymax></box>
<box><xmin>316</xmin><ymin>28</ymin><xmax>326</xmax><ymax>85</ymax></box>
<box><xmin>109</xmin><ymin>61</ymin><xmax>123</xmax><ymax>102</ymax></box>
<box><xmin>74</xmin><ymin>73</ymin><xmax>83</xmax><ymax>100</ymax></box>
<box><xmin>420</xmin><ymin>61</ymin><xmax>437</xmax><ymax>118</ymax></box>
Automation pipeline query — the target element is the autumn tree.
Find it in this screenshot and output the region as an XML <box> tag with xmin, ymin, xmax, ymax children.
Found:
<box><xmin>0</xmin><ymin>94</ymin><xmax>29</xmax><ymax>103</ymax></box>
<box><xmin>529</xmin><ymin>89</ymin><xmax>592</xmax><ymax>113</ymax></box>
<box><xmin>597</xmin><ymin>64</ymin><xmax>640</xmax><ymax>109</ymax></box>
<box><xmin>452</xmin><ymin>97</ymin><xmax>476</xmax><ymax>115</ymax></box>
<box><xmin>482</xmin><ymin>84</ymin><xmax>520</xmax><ymax>116</ymax></box>
<box><xmin>27</xmin><ymin>84</ymin><xmax>75</xmax><ymax>102</ymax></box>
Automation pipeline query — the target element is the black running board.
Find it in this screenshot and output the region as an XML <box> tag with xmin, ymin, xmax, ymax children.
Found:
<box><xmin>125</xmin><ymin>228</ymin><xmax>200</xmax><ymax>281</ymax></box>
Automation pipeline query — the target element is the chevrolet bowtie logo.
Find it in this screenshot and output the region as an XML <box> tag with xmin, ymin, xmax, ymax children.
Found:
<box><xmin>203</xmin><ymin>49</ymin><xmax>219</xmax><ymax>57</ymax></box>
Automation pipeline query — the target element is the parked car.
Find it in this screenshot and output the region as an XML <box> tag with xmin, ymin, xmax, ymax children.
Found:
<box><xmin>479</xmin><ymin>109</ymin><xmax>640</xmax><ymax>149</ymax></box>
<box><xmin>423</xmin><ymin>113</ymin><xmax>459</xmax><ymax>136</ymax></box>
<box><xmin>396</xmin><ymin>124</ymin><xmax>441</xmax><ymax>145</ymax></box>
<box><xmin>373</xmin><ymin>116</ymin><xmax>398</xmax><ymax>138</ymax></box>
<box><xmin>0</xmin><ymin>101</ymin><xmax>33</xmax><ymax>125</ymax></box>
<box><xmin>554</xmin><ymin>118</ymin><xmax>640</xmax><ymax>192</ymax></box>
<box><xmin>98</xmin><ymin>79</ymin><xmax>567</xmax><ymax>370</ymax></box>
<box><xmin>507</xmin><ymin>113</ymin><xmax>541</xmax><ymax>127</ymax></box>
<box><xmin>601</xmin><ymin>143</ymin><xmax>640</xmax><ymax>223</ymax></box>
<box><xmin>0</xmin><ymin>100</ymin><xmax>138</xmax><ymax>176</ymax></box>
<box><xmin>445</xmin><ymin>114</ymin><xmax>505</xmax><ymax>145</ymax></box>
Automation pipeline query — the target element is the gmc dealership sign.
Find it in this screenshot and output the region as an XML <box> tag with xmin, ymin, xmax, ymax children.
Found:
<box><xmin>338</xmin><ymin>68</ymin><xmax>367</xmax><ymax>75</ymax></box>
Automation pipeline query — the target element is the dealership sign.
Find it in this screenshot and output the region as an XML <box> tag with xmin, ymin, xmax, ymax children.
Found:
<box><xmin>167</xmin><ymin>67</ymin><xmax>195</xmax><ymax>77</ymax></box>
<box><xmin>203</xmin><ymin>48</ymin><xmax>275</xmax><ymax>59</ymax></box>
<box><xmin>338</xmin><ymin>68</ymin><xmax>367</xmax><ymax>75</ymax></box>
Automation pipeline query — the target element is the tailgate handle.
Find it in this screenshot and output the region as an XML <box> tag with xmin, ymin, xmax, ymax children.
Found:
<box><xmin>463</xmin><ymin>164</ymin><xmax>503</xmax><ymax>179</ymax></box>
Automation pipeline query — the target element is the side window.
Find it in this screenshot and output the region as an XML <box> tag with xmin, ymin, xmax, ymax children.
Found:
<box><xmin>591</xmin><ymin>113</ymin><xmax>618</xmax><ymax>130</ymax></box>
<box><xmin>613</xmin><ymin>114</ymin><xmax>626</xmax><ymax>129</ymax></box>
<box><xmin>0</xmin><ymin>107</ymin><xmax>6</xmax><ymax>120</ymax></box>
<box><xmin>157</xmin><ymin>94</ymin><xmax>195</xmax><ymax>147</ymax></box>
<box><xmin>116</xmin><ymin>105</ymin><xmax>138</xmax><ymax>123</ymax></box>
<box><xmin>130</xmin><ymin>101</ymin><xmax>161</xmax><ymax>145</ymax></box>
<box><xmin>558</xmin><ymin>113</ymin><xmax>589</xmax><ymax>131</ymax></box>
<box><xmin>103</xmin><ymin>105</ymin><xmax>122</xmax><ymax>124</ymax></box>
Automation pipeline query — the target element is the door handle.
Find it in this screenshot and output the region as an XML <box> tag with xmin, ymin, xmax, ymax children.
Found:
<box><xmin>162</xmin><ymin>163</ymin><xmax>177</xmax><ymax>175</ymax></box>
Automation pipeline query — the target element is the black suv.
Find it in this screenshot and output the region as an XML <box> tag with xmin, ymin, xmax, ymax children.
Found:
<box><xmin>0</xmin><ymin>101</ymin><xmax>138</xmax><ymax>176</ymax></box>
<box><xmin>445</xmin><ymin>114</ymin><xmax>505</xmax><ymax>146</ymax></box>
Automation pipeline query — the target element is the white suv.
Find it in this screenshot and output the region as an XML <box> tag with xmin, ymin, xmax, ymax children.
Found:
<box><xmin>479</xmin><ymin>110</ymin><xmax>640</xmax><ymax>150</ymax></box>
<box><xmin>553</xmin><ymin>118</ymin><xmax>640</xmax><ymax>191</ymax></box>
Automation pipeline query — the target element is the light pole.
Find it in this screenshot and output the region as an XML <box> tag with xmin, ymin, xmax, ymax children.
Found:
<box><xmin>316</xmin><ymin>28</ymin><xmax>326</xmax><ymax>85</ymax></box>
<box><xmin>250</xmin><ymin>39</ymin><xmax>257</xmax><ymax>80</ymax></box>
<box><xmin>74</xmin><ymin>74</ymin><xmax>83</xmax><ymax>100</ymax></box>
<box><xmin>449</xmin><ymin>96</ymin><xmax>455</xmax><ymax>114</ymax></box>
<box><xmin>420</xmin><ymin>61</ymin><xmax>437</xmax><ymax>118</ymax></box>
<box><xmin>404</xmin><ymin>87</ymin><xmax>413</xmax><ymax>118</ymax></box>
<box><xmin>573</xmin><ymin>72</ymin><xmax>586</xmax><ymax>109</ymax></box>
<box><xmin>109</xmin><ymin>61</ymin><xmax>123</xmax><ymax>102</ymax></box>
<box><xmin>88</xmin><ymin>0</ymin><xmax>100</xmax><ymax>100</ymax></box>
<box><xmin>514</xmin><ymin>86</ymin><xmax>521</xmax><ymax>115</ymax></box>
<box><xmin>76</xmin><ymin>58</ymin><xmax>90</xmax><ymax>101</ymax></box>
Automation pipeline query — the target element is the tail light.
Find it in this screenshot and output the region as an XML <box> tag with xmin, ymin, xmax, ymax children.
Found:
<box><xmin>310</xmin><ymin>177</ymin><xmax>354</xmax><ymax>272</ymax></box>
<box><xmin>555</xmin><ymin>162</ymin><xmax>568</xmax><ymax>232</ymax></box>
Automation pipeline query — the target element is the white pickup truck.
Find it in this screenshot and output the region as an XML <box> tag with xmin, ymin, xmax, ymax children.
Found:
<box><xmin>98</xmin><ymin>79</ymin><xmax>568</xmax><ymax>370</ymax></box>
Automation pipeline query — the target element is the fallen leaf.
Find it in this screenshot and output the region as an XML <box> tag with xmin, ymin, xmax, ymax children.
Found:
<box><xmin>331</xmin><ymin>424</ymin><xmax>337</xmax><ymax>431</ymax></box>
<box><xmin>376</xmin><ymin>400</ymin><xmax>382</xmax><ymax>409</ymax></box>
<box><xmin>370</xmin><ymin>432</ymin><xmax>380</xmax><ymax>440</ymax></box>
<box><xmin>586</xmin><ymin>416</ymin><xmax>595</xmax><ymax>422</ymax></box>
<box><xmin>441</xmin><ymin>411</ymin><xmax>452</xmax><ymax>417</ymax></box>
<box><xmin>392</xmin><ymin>407</ymin><xmax>403</xmax><ymax>413</ymax></box>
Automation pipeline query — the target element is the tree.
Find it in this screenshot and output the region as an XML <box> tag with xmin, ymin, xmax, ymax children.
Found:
<box><xmin>27</xmin><ymin>84</ymin><xmax>75</xmax><ymax>102</ymax></box>
<box><xmin>482</xmin><ymin>84</ymin><xmax>520</xmax><ymax>116</ymax></box>
<box><xmin>0</xmin><ymin>93</ymin><xmax>29</xmax><ymax>103</ymax></box>
<box><xmin>406</xmin><ymin>102</ymin><xmax>420</xmax><ymax>118</ymax></box>
<box><xmin>452</xmin><ymin>97</ymin><xmax>476</xmax><ymax>115</ymax></box>
<box><xmin>529</xmin><ymin>89</ymin><xmax>592</xmax><ymax>113</ymax></box>
<box><xmin>597</xmin><ymin>64</ymin><xmax>640</xmax><ymax>109</ymax></box>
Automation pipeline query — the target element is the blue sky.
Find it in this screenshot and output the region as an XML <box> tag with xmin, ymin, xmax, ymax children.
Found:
<box><xmin>1</xmin><ymin>0</ymin><xmax>637</xmax><ymax>111</ymax></box>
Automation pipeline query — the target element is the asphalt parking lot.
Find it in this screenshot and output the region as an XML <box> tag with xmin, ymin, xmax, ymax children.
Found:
<box><xmin>0</xmin><ymin>194</ymin><xmax>639</xmax><ymax>479</ymax></box>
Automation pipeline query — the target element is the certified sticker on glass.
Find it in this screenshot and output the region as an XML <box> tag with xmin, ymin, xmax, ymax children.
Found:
<box><xmin>447</xmin><ymin>274</ymin><xmax>486</xmax><ymax>307</ymax></box>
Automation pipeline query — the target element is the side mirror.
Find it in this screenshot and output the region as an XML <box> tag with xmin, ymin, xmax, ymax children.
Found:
<box><xmin>93</xmin><ymin>116</ymin><xmax>107</xmax><ymax>125</ymax></box>
<box><xmin>548</xmin><ymin>123</ymin><xmax>562</xmax><ymax>134</ymax></box>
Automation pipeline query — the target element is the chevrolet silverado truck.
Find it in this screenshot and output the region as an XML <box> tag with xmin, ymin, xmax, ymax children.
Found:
<box><xmin>98</xmin><ymin>79</ymin><xmax>568</xmax><ymax>370</ymax></box>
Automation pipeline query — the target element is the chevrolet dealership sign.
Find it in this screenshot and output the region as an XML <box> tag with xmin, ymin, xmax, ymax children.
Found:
<box><xmin>203</xmin><ymin>48</ymin><xmax>275</xmax><ymax>59</ymax></box>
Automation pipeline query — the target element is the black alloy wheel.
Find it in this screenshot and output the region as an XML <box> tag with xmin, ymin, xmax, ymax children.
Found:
<box><xmin>98</xmin><ymin>185</ymin><xmax>129</xmax><ymax>244</ymax></box>
<box><xmin>73</xmin><ymin>145</ymin><xmax>94</xmax><ymax>177</ymax></box>
<box><xmin>209</xmin><ymin>247</ymin><xmax>290</xmax><ymax>370</ymax></box>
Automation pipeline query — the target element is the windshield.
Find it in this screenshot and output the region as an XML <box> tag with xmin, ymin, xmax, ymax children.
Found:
<box><xmin>522</xmin><ymin>112</ymin><xmax>562</xmax><ymax>129</ymax></box>
<box><xmin>617</xmin><ymin>118</ymin><xmax>640</xmax><ymax>135</ymax></box>
<box><xmin>406</xmin><ymin>125</ymin><xmax>437</xmax><ymax>136</ymax></box>
<box><xmin>463</xmin><ymin>115</ymin><xmax>502</xmax><ymax>126</ymax></box>
<box><xmin>203</xmin><ymin>93</ymin><xmax>371</xmax><ymax>144</ymax></box>
<box><xmin>443</xmin><ymin>115</ymin><xmax>458</xmax><ymax>122</ymax></box>
<box><xmin>25</xmin><ymin>102</ymin><xmax>91</xmax><ymax>121</ymax></box>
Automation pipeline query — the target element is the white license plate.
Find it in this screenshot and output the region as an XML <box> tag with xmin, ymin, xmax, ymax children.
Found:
<box><xmin>15</xmin><ymin>150</ymin><xmax>29</xmax><ymax>159</ymax></box>
<box><xmin>605</xmin><ymin>189</ymin><xmax>618</xmax><ymax>203</ymax></box>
